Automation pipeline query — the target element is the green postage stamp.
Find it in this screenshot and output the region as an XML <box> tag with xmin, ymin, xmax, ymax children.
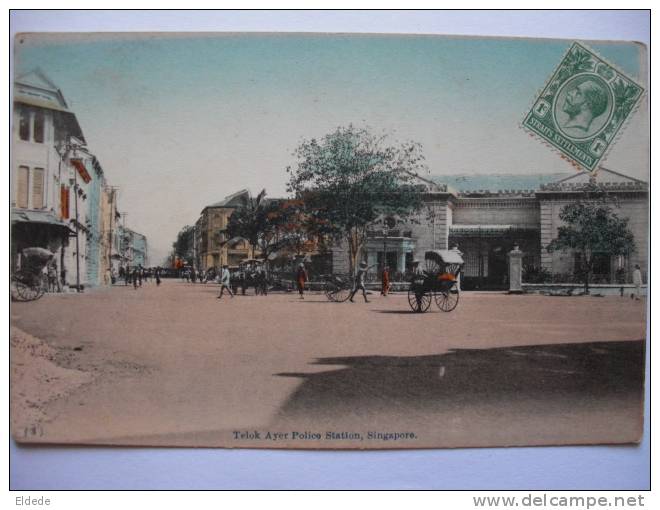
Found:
<box><xmin>522</xmin><ymin>42</ymin><xmax>644</xmax><ymax>171</ymax></box>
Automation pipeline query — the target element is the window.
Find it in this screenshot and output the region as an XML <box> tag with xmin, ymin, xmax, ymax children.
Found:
<box><xmin>32</xmin><ymin>168</ymin><xmax>45</xmax><ymax>208</ymax></box>
<box><xmin>33</xmin><ymin>110</ymin><xmax>44</xmax><ymax>143</ymax></box>
<box><xmin>18</xmin><ymin>107</ymin><xmax>30</xmax><ymax>141</ymax></box>
<box><xmin>16</xmin><ymin>166</ymin><xmax>29</xmax><ymax>208</ymax></box>
<box><xmin>61</xmin><ymin>185</ymin><xmax>70</xmax><ymax>219</ymax></box>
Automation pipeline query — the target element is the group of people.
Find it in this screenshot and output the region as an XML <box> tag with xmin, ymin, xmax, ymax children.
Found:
<box><xmin>119</xmin><ymin>265</ymin><xmax>162</xmax><ymax>289</ymax></box>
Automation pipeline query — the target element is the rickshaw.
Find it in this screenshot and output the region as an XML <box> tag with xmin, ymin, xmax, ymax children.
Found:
<box><xmin>11</xmin><ymin>247</ymin><xmax>54</xmax><ymax>302</ymax></box>
<box><xmin>322</xmin><ymin>273</ymin><xmax>353</xmax><ymax>302</ymax></box>
<box><xmin>407</xmin><ymin>250</ymin><xmax>464</xmax><ymax>313</ymax></box>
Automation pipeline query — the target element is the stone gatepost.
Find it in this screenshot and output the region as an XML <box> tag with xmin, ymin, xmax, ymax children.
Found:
<box><xmin>508</xmin><ymin>245</ymin><xmax>524</xmax><ymax>294</ymax></box>
<box><xmin>450</xmin><ymin>244</ymin><xmax>463</xmax><ymax>292</ymax></box>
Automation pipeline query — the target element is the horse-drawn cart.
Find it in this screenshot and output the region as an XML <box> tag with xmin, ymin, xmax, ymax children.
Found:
<box><xmin>407</xmin><ymin>250</ymin><xmax>464</xmax><ymax>313</ymax></box>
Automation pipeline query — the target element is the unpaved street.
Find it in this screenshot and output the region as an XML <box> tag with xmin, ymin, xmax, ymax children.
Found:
<box><xmin>11</xmin><ymin>280</ymin><xmax>647</xmax><ymax>448</ymax></box>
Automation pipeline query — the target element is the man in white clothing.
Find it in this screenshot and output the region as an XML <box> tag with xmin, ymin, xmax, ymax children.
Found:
<box><xmin>217</xmin><ymin>265</ymin><xmax>234</xmax><ymax>299</ymax></box>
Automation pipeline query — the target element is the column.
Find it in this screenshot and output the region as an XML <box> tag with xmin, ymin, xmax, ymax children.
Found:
<box><xmin>398</xmin><ymin>250</ymin><xmax>406</xmax><ymax>275</ymax></box>
<box><xmin>508</xmin><ymin>244</ymin><xmax>524</xmax><ymax>294</ymax></box>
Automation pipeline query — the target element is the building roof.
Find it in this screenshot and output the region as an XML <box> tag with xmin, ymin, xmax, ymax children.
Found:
<box><xmin>539</xmin><ymin>166</ymin><xmax>647</xmax><ymax>192</ymax></box>
<box><xmin>203</xmin><ymin>189</ymin><xmax>251</xmax><ymax>212</ymax></box>
<box><xmin>14</xmin><ymin>68</ymin><xmax>86</xmax><ymax>143</ymax></box>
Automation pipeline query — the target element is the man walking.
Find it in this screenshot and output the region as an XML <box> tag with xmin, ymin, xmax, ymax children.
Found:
<box><xmin>217</xmin><ymin>264</ymin><xmax>234</xmax><ymax>299</ymax></box>
<box><xmin>632</xmin><ymin>264</ymin><xmax>643</xmax><ymax>301</ymax></box>
<box><xmin>349</xmin><ymin>261</ymin><xmax>374</xmax><ymax>303</ymax></box>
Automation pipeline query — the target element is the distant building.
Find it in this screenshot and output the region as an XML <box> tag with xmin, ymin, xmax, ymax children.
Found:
<box><xmin>195</xmin><ymin>190</ymin><xmax>254</xmax><ymax>270</ymax></box>
<box><xmin>119</xmin><ymin>226</ymin><xmax>148</xmax><ymax>268</ymax></box>
<box><xmin>100</xmin><ymin>186</ymin><xmax>122</xmax><ymax>282</ymax></box>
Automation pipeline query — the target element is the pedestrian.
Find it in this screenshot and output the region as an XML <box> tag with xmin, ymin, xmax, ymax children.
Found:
<box><xmin>47</xmin><ymin>259</ymin><xmax>60</xmax><ymax>293</ymax></box>
<box><xmin>217</xmin><ymin>264</ymin><xmax>234</xmax><ymax>299</ymax></box>
<box><xmin>632</xmin><ymin>264</ymin><xmax>643</xmax><ymax>301</ymax></box>
<box><xmin>110</xmin><ymin>267</ymin><xmax>117</xmax><ymax>285</ymax></box>
<box><xmin>296</xmin><ymin>262</ymin><xmax>308</xmax><ymax>299</ymax></box>
<box><xmin>155</xmin><ymin>267</ymin><xmax>162</xmax><ymax>286</ymax></box>
<box><xmin>349</xmin><ymin>261</ymin><xmax>374</xmax><ymax>303</ymax></box>
<box><xmin>138</xmin><ymin>265</ymin><xmax>143</xmax><ymax>287</ymax></box>
<box><xmin>381</xmin><ymin>265</ymin><xmax>390</xmax><ymax>296</ymax></box>
<box><xmin>132</xmin><ymin>267</ymin><xmax>138</xmax><ymax>289</ymax></box>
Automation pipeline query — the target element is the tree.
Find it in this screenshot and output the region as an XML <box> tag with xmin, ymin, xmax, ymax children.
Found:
<box><xmin>546</xmin><ymin>189</ymin><xmax>636</xmax><ymax>294</ymax></box>
<box><xmin>286</xmin><ymin>125</ymin><xmax>426</xmax><ymax>274</ymax></box>
<box><xmin>225</xmin><ymin>190</ymin><xmax>298</xmax><ymax>263</ymax></box>
<box><xmin>172</xmin><ymin>225</ymin><xmax>195</xmax><ymax>264</ymax></box>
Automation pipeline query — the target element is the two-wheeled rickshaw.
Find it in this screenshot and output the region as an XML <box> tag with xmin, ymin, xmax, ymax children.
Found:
<box><xmin>11</xmin><ymin>247</ymin><xmax>54</xmax><ymax>302</ymax></box>
<box><xmin>407</xmin><ymin>250</ymin><xmax>464</xmax><ymax>313</ymax></box>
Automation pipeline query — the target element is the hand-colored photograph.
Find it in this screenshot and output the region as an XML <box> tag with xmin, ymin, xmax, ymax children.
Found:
<box><xmin>10</xmin><ymin>32</ymin><xmax>648</xmax><ymax>449</ymax></box>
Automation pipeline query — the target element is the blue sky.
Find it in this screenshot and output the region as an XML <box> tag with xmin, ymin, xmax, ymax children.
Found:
<box><xmin>14</xmin><ymin>34</ymin><xmax>647</xmax><ymax>263</ymax></box>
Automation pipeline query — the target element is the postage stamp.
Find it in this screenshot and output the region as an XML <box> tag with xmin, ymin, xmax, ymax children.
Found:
<box><xmin>522</xmin><ymin>42</ymin><xmax>644</xmax><ymax>171</ymax></box>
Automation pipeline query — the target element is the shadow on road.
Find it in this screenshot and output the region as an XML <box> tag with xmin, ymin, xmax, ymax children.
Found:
<box><xmin>274</xmin><ymin>340</ymin><xmax>645</xmax><ymax>421</ymax></box>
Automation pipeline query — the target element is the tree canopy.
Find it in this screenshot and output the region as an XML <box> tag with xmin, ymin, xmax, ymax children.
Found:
<box><xmin>286</xmin><ymin>125</ymin><xmax>426</xmax><ymax>273</ymax></box>
<box><xmin>172</xmin><ymin>225</ymin><xmax>195</xmax><ymax>264</ymax></box>
<box><xmin>547</xmin><ymin>190</ymin><xmax>636</xmax><ymax>293</ymax></box>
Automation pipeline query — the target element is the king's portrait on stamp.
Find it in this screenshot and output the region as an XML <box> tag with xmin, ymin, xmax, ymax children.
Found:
<box><xmin>523</xmin><ymin>42</ymin><xmax>644</xmax><ymax>171</ymax></box>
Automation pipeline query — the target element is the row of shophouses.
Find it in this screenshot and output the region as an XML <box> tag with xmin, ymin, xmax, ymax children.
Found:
<box><xmin>11</xmin><ymin>70</ymin><xmax>148</xmax><ymax>289</ymax></box>
<box><xmin>191</xmin><ymin>168</ymin><xmax>648</xmax><ymax>291</ymax></box>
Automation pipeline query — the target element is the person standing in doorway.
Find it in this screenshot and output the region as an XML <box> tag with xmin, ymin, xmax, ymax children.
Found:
<box><xmin>217</xmin><ymin>264</ymin><xmax>234</xmax><ymax>299</ymax></box>
<box><xmin>349</xmin><ymin>261</ymin><xmax>374</xmax><ymax>303</ymax></box>
<box><xmin>632</xmin><ymin>264</ymin><xmax>643</xmax><ymax>301</ymax></box>
<box><xmin>296</xmin><ymin>262</ymin><xmax>308</xmax><ymax>299</ymax></box>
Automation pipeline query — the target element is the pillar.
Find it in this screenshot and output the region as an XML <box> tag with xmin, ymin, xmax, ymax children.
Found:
<box><xmin>508</xmin><ymin>244</ymin><xmax>524</xmax><ymax>294</ymax></box>
<box><xmin>450</xmin><ymin>244</ymin><xmax>463</xmax><ymax>291</ymax></box>
<box><xmin>398</xmin><ymin>250</ymin><xmax>406</xmax><ymax>275</ymax></box>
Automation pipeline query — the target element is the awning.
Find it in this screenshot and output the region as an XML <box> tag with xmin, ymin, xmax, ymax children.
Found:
<box><xmin>11</xmin><ymin>209</ymin><xmax>76</xmax><ymax>234</ymax></box>
<box><xmin>70</xmin><ymin>158</ymin><xmax>92</xmax><ymax>183</ymax></box>
<box><xmin>449</xmin><ymin>224</ymin><xmax>539</xmax><ymax>236</ymax></box>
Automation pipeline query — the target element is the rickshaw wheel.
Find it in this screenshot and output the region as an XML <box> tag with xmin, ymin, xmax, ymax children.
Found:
<box><xmin>408</xmin><ymin>286</ymin><xmax>431</xmax><ymax>313</ymax></box>
<box><xmin>11</xmin><ymin>280</ymin><xmax>28</xmax><ymax>301</ymax></box>
<box><xmin>324</xmin><ymin>281</ymin><xmax>351</xmax><ymax>302</ymax></box>
<box><xmin>435</xmin><ymin>287</ymin><xmax>459</xmax><ymax>312</ymax></box>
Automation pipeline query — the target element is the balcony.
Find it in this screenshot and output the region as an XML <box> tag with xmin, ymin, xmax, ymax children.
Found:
<box><xmin>366</xmin><ymin>229</ymin><xmax>412</xmax><ymax>239</ymax></box>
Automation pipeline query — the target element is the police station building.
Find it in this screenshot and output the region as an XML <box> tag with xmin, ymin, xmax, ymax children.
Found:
<box><xmin>332</xmin><ymin>167</ymin><xmax>648</xmax><ymax>291</ymax></box>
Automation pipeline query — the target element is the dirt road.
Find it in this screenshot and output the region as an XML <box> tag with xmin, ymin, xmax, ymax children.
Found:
<box><xmin>10</xmin><ymin>280</ymin><xmax>647</xmax><ymax>448</ymax></box>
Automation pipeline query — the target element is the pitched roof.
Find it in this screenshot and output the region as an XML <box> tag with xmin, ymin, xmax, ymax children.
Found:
<box><xmin>205</xmin><ymin>189</ymin><xmax>251</xmax><ymax>210</ymax></box>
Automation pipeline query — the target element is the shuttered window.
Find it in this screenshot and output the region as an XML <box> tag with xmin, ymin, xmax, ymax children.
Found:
<box><xmin>33</xmin><ymin>110</ymin><xmax>45</xmax><ymax>143</ymax></box>
<box><xmin>32</xmin><ymin>168</ymin><xmax>44</xmax><ymax>208</ymax></box>
<box><xmin>16</xmin><ymin>166</ymin><xmax>29</xmax><ymax>208</ymax></box>
<box><xmin>18</xmin><ymin>108</ymin><xmax>30</xmax><ymax>141</ymax></box>
<box><xmin>61</xmin><ymin>185</ymin><xmax>70</xmax><ymax>219</ymax></box>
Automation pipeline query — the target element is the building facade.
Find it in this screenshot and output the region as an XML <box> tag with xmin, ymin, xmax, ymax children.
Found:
<box><xmin>12</xmin><ymin>69</ymin><xmax>138</xmax><ymax>290</ymax></box>
<box><xmin>332</xmin><ymin>168</ymin><xmax>648</xmax><ymax>290</ymax></box>
<box><xmin>195</xmin><ymin>190</ymin><xmax>254</xmax><ymax>270</ymax></box>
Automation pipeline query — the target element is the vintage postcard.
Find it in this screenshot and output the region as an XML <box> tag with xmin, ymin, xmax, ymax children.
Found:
<box><xmin>10</xmin><ymin>33</ymin><xmax>648</xmax><ymax>449</ymax></box>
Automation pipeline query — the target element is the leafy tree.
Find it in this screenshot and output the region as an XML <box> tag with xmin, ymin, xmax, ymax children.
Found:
<box><xmin>225</xmin><ymin>190</ymin><xmax>302</xmax><ymax>263</ymax></box>
<box><xmin>286</xmin><ymin>125</ymin><xmax>426</xmax><ymax>274</ymax></box>
<box><xmin>546</xmin><ymin>187</ymin><xmax>636</xmax><ymax>294</ymax></box>
<box><xmin>172</xmin><ymin>225</ymin><xmax>195</xmax><ymax>264</ymax></box>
